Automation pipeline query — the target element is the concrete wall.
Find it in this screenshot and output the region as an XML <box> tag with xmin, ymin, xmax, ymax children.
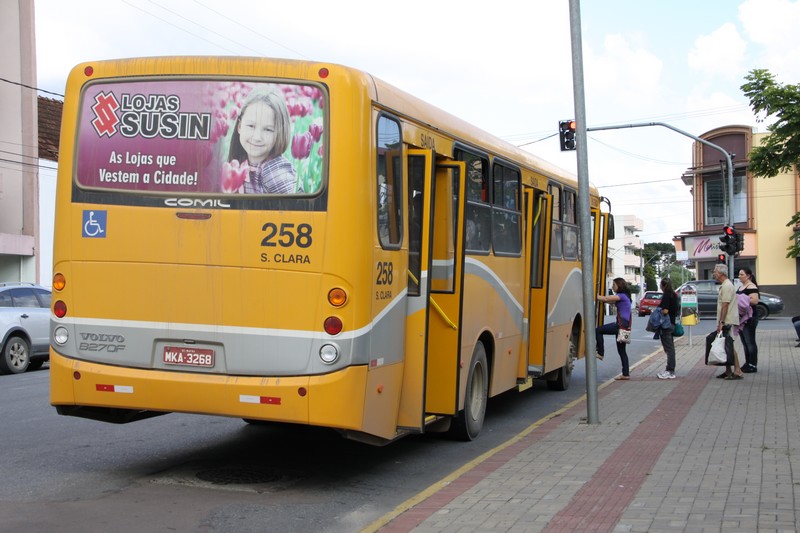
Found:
<box><xmin>0</xmin><ymin>0</ymin><xmax>39</xmax><ymax>283</ymax></box>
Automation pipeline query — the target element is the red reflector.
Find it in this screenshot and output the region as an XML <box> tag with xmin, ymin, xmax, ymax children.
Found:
<box><xmin>176</xmin><ymin>212</ymin><xmax>212</xmax><ymax>220</ymax></box>
<box><xmin>54</xmin><ymin>300</ymin><xmax>67</xmax><ymax>318</ymax></box>
<box><xmin>298</xmin><ymin>387</ymin><xmax>307</xmax><ymax>397</ymax></box>
<box><xmin>324</xmin><ymin>316</ymin><xmax>342</xmax><ymax>335</ymax></box>
<box><xmin>84</xmin><ymin>66</ymin><xmax>94</xmax><ymax>77</ymax></box>
<box><xmin>96</xmin><ymin>384</ymin><xmax>114</xmax><ymax>392</ymax></box>
<box><xmin>318</xmin><ymin>67</ymin><xmax>329</xmax><ymax>78</ymax></box>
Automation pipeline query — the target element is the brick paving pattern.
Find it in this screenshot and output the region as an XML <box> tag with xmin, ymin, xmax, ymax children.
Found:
<box><xmin>370</xmin><ymin>327</ymin><xmax>800</xmax><ymax>533</ymax></box>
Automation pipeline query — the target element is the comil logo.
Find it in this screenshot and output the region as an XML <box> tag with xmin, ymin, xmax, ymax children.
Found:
<box><xmin>91</xmin><ymin>91</ymin><xmax>120</xmax><ymax>137</ymax></box>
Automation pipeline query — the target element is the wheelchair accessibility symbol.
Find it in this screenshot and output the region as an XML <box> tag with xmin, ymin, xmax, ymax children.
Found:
<box><xmin>82</xmin><ymin>210</ymin><xmax>107</xmax><ymax>238</ymax></box>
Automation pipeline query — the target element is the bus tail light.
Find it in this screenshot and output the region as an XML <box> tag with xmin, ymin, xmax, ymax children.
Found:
<box><xmin>52</xmin><ymin>273</ymin><xmax>66</xmax><ymax>291</ymax></box>
<box><xmin>328</xmin><ymin>288</ymin><xmax>347</xmax><ymax>307</ymax></box>
<box><xmin>324</xmin><ymin>316</ymin><xmax>342</xmax><ymax>335</ymax></box>
<box><xmin>319</xmin><ymin>344</ymin><xmax>339</xmax><ymax>364</ymax></box>
<box><xmin>54</xmin><ymin>300</ymin><xmax>67</xmax><ymax>318</ymax></box>
<box><xmin>54</xmin><ymin>326</ymin><xmax>69</xmax><ymax>346</ymax></box>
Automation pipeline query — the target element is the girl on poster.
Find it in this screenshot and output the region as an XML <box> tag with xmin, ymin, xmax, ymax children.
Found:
<box><xmin>227</xmin><ymin>90</ymin><xmax>301</xmax><ymax>194</ymax></box>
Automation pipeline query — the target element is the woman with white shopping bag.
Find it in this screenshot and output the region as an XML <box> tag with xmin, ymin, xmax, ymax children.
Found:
<box><xmin>596</xmin><ymin>277</ymin><xmax>633</xmax><ymax>380</ymax></box>
<box><xmin>703</xmin><ymin>264</ymin><xmax>745</xmax><ymax>380</ymax></box>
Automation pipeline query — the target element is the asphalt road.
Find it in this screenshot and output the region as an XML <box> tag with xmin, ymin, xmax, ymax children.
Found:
<box><xmin>1</xmin><ymin>316</ymin><xmax>790</xmax><ymax>532</ymax></box>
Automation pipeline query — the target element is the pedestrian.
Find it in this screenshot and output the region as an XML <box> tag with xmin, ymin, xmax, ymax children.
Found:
<box><xmin>657</xmin><ymin>278</ymin><xmax>679</xmax><ymax>380</ymax></box>
<box><xmin>792</xmin><ymin>315</ymin><xmax>800</xmax><ymax>347</ymax></box>
<box><xmin>737</xmin><ymin>267</ymin><xmax>760</xmax><ymax>372</ymax></box>
<box><xmin>596</xmin><ymin>277</ymin><xmax>633</xmax><ymax>380</ymax></box>
<box><xmin>704</xmin><ymin>264</ymin><xmax>744</xmax><ymax>380</ymax></box>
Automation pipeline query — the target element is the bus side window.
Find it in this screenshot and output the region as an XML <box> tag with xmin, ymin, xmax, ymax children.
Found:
<box><xmin>562</xmin><ymin>189</ymin><xmax>578</xmax><ymax>260</ymax></box>
<box><xmin>549</xmin><ymin>183</ymin><xmax>562</xmax><ymax>259</ymax></box>
<box><xmin>377</xmin><ymin>116</ymin><xmax>403</xmax><ymax>248</ymax></box>
<box><xmin>407</xmin><ymin>155</ymin><xmax>426</xmax><ymax>296</ymax></box>
<box><xmin>455</xmin><ymin>148</ymin><xmax>490</xmax><ymax>254</ymax></box>
<box><xmin>492</xmin><ymin>163</ymin><xmax>521</xmax><ymax>255</ymax></box>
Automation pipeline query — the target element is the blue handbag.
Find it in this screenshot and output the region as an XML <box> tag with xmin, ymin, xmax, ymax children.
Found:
<box><xmin>673</xmin><ymin>320</ymin><xmax>684</xmax><ymax>337</ymax></box>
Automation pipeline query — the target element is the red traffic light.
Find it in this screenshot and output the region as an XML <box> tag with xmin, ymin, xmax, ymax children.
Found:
<box><xmin>559</xmin><ymin>119</ymin><xmax>577</xmax><ymax>151</ymax></box>
<box><xmin>717</xmin><ymin>254</ymin><xmax>727</xmax><ymax>263</ymax></box>
<box><xmin>723</xmin><ymin>225</ymin><xmax>735</xmax><ymax>236</ymax></box>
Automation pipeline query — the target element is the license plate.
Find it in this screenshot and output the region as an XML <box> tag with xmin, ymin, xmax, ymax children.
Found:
<box><xmin>163</xmin><ymin>346</ymin><xmax>215</xmax><ymax>367</ymax></box>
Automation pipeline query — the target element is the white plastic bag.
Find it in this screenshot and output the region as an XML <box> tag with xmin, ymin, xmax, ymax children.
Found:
<box><xmin>708</xmin><ymin>332</ymin><xmax>727</xmax><ymax>365</ymax></box>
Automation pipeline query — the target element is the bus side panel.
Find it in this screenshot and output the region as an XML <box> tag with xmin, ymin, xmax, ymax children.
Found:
<box><xmin>362</xmin><ymin>362</ymin><xmax>405</xmax><ymax>439</ymax></box>
<box><xmin>396</xmin><ymin>303</ymin><xmax>427</xmax><ymax>430</ymax></box>
<box><xmin>461</xmin><ymin>256</ymin><xmax>524</xmax><ymax>398</ymax></box>
<box><xmin>544</xmin><ymin>263</ymin><xmax>583</xmax><ymax>372</ymax></box>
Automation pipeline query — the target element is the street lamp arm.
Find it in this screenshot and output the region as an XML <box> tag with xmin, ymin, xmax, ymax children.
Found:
<box><xmin>587</xmin><ymin>121</ymin><xmax>736</xmax><ymax>274</ymax></box>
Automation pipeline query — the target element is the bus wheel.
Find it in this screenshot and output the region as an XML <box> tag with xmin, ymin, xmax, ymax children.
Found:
<box><xmin>547</xmin><ymin>330</ymin><xmax>576</xmax><ymax>391</ymax></box>
<box><xmin>450</xmin><ymin>342</ymin><xmax>488</xmax><ymax>441</ymax></box>
<box><xmin>0</xmin><ymin>336</ymin><xmax>31</xmax><ymax>374</ymax></box>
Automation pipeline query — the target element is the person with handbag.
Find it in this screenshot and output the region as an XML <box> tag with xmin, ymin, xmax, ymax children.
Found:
<box><xmin>657</xmin><ymin>278</ymin><xmax>680</xmax><ymax>380</ymax></box>
<box><xmin>736</xmin><ymin>267</ymin><xmax>760</xmax><ymax>373</ymax></box>
<box><xmin>596</xmin><ymin>277</ymin><xmax>633</xmax><ymax>380</ymax></box>
<box><xmin>704</xmin><ymin>264</ymin><xmax>745</xmax><ymax>380</ymax></box>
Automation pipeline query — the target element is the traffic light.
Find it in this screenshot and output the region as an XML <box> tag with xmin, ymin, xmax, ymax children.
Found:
<box><xmin>559</xmin><ymin>119</ymin><xmax>576</xmax><ymax>151</ymax></box>
<box><xmin>735</xmin><ymin>232</ymin><xmax>744</xmax><ymax>254</ymax></box>
<box><xmin>717</xmin><ymin>253</ymin><xmax>727</xmax><ymax>264</ymax></box>
<box><xmin>719</xmin><ymin>225</ymin><xmax>737</xmax><ymax>255</ymax></box>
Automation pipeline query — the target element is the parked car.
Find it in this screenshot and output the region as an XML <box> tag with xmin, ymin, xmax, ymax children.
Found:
<box><xmin>0</xmin><ymin>282</ymin><xmax>51</xmax><ymax>374</ymax></box>
<box><xmin>676</xmin><ymin>280</ymin><xmax>783</xmax><ymax>320</ymax></box>
<box><xmin>637</xmin><ymin>291</ymin><xmax>663</xmax><ymax>317</ymax></box>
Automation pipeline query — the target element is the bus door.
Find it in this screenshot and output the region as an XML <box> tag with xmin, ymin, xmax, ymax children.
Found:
<box><xmin>424</xmin><ymin>160</ymin><xmax>466</xmax><ymax>416</ymax></box>
<box><xmin>524</xmin><ymin>189</ymin><xmax>552</xmax><ymax>372</ymax></box>
<box><xmin>399</xmin><ymin>153</ymin><xmax>466</xmax><ymax>423</ymax></box>
<box><xmin>592</xmin><ymin>208</ymin><xmax>610</xmax><ymax>326</ymax></box>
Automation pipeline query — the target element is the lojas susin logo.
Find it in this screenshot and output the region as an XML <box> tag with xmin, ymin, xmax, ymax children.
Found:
<box><xmin>91</xmin><ymin>91</ymin><xmax>211</xmax><ymax>141</ymax></box>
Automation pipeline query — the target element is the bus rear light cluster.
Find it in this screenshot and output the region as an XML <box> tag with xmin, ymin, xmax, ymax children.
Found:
<box><xmin>52</xmin><ymin>273</ymin><xmax>67</xmax><ymax>318</ymax></box>
<box><xmin>52</xmin><ymin>273</ymin><xmax>69</xmax><ymax>345</ymax></box>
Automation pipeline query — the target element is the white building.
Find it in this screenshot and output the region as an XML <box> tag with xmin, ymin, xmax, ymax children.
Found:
<box><xmin>0</xmin><ymin>0</ymin><xmax>39</xmax><ymax>283</ymax></box>
<box><xmin>606</xmin><ymin>214</ymin><xmax>644</xmax><ymax>302</ymax></box>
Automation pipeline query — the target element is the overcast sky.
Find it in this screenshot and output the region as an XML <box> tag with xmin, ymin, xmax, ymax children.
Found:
<box><xmin>33</xmin><ymin>0</ymin><xmax>800</xmax><ymax>246</ymax></box>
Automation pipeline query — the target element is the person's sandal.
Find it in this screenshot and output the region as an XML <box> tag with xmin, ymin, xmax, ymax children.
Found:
<box><xmin>614</xmin><ymin>375</ymin><xmax>630</xmax><ymax>380</ymax></box>
<box><xmin>596</xmin><ymin>354</ymin><xmax>604</xmax><ymax>360</ymax></box>
<box><xmin>716</xmin><ymin>372</ymin><xmax>730</xmax><ymax>379</ymax></box>
<box><xmin>725</xmin><ymin>373</ymin><xmax>744</xmax><ymax>380</ymax></box>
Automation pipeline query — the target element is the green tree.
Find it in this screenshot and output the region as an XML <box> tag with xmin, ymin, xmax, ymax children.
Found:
<box><xmin>741</xmin><ymin>69</ymin><xmax>800</xmax><ymax>258</ymax></box>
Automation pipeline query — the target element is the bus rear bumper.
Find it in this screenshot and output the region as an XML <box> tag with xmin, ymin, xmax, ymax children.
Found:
<box><xmin>49</xmin><ymin>349</ymin><xmax>369</xmax><ymax>430</ymax></box>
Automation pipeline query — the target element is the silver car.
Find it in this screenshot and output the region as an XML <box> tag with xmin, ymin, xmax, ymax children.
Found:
<box><xmin>0</xmin><ymin>283</ymin><xmax>51</xmax><ymax>374</ymax></box>
<box><xmin>676</xmin><ymin>280</ymin><xmax>784</xmax><ymax>321</ymax></box>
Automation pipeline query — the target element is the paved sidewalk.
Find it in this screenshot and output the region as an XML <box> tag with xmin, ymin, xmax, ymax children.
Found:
<box><xmin>369</xmin><ymin>327</ymin><xmax>800</xmax><ymax>533</ymax></box>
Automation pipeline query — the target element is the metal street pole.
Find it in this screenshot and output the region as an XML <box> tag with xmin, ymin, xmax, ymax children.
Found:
<box><xmin>567</xmin><ymin>0</ymin><xmax>599</xmax><ymax>424</ymax></box>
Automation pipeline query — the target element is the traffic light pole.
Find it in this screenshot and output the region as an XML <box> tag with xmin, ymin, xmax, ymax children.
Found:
<box><xmin>567</xmin><ymin>0</ymin><xmax>599</xmax><ymax>424</ymax></box>
<box><xmin>586</xmin><ymin>121</ymin><xmax>736</xmax><ymax>275</ymax></box>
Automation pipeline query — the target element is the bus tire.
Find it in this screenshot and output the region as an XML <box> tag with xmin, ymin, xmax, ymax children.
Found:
<box><xmin>450</xmin><ymin>341</ymin><xmax>488</xmax><ymax>441</ymax></box>
<box><xmin>547</xmin><ymin>329</ymin><xmax>576</xmax><ymax>391</ymax></box>
<box><xmin>0</xmin><ymin>335</ymin><xmax>31</xmax><ymax>374</ymax></box>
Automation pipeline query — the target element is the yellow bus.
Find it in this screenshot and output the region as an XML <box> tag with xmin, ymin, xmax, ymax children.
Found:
<box><xmin>50</xmin><ymin>57</ymin><xmax>611</xmax><ymax>445</ymax></box>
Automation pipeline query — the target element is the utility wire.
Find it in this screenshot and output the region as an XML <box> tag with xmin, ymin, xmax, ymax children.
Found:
<box><xmin>0</xmin><ymin>76</ymin><xmax>64</xmax><ymax>98</ymax></box>
<box><xmin>191</xmin><ymin>0</ymin><xmax>310</xmax><ymax>59</ymax></box>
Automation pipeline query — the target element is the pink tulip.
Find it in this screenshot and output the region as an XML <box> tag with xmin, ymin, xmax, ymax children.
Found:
<box><xmin>221</xmin><ymin>160</ymin><xmax>249</xmax><ymax>192</ymax></box>
<box><xmin>291</xmin><ymin>132</ymin><xmax>314</xmax><ymax>159</ymax></box>
<box><xmin>308</xmin><ymin>121</ymin><xmax>323</xmax><ymax>142</ymax></box>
